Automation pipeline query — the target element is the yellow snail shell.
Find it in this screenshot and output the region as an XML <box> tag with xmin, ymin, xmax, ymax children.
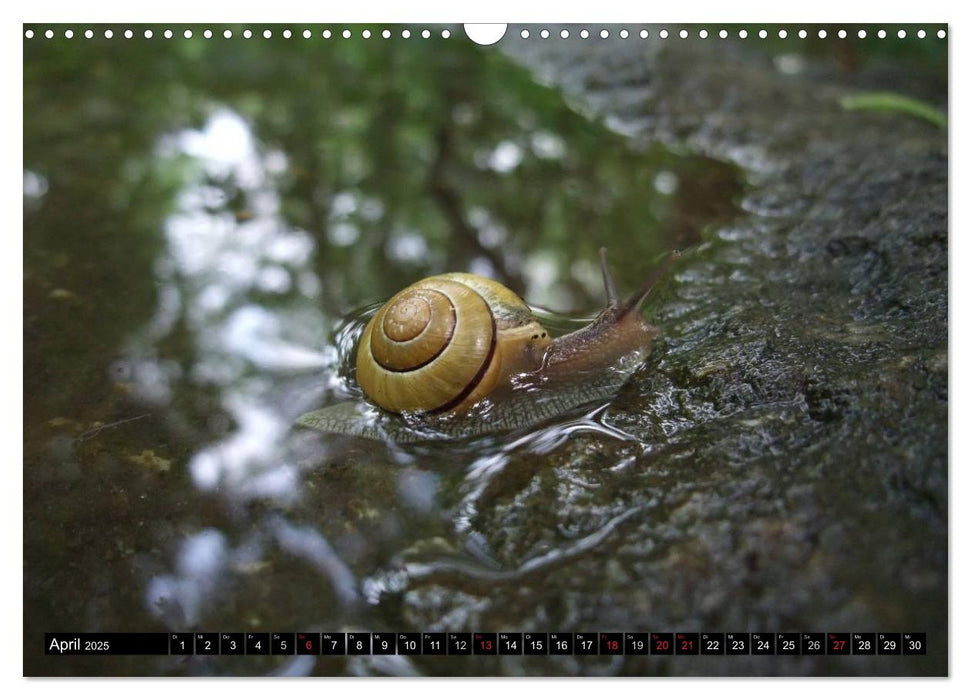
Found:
<box><xmin>355</xmin><ymin>273</ymin><xmax>552</xmax><ymax>414</ymax></box>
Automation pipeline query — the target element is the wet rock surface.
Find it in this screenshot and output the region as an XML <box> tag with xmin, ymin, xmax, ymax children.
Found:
<box><xmin>360</xmin><ymin>33</ymin><xmax>947</xmax><ymax>675</ymax></box>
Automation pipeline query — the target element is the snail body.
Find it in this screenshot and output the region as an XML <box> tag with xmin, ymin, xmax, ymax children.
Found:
<box><xmin>297</xmin><ymin>249</ymin><xmax>677</xmax><ymax>442</ymax></box>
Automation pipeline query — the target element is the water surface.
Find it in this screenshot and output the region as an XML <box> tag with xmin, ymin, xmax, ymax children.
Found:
<box><xmin>24</xmin><ymin>26</ymin><xmax>744</xmax><ymax>675</ymax></box>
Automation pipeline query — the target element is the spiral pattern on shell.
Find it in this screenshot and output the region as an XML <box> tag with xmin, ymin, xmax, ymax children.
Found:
<box><xmin>355</xmin><ymin>274</ymin><xmax>551</xmax><ymax>415</ymax></box>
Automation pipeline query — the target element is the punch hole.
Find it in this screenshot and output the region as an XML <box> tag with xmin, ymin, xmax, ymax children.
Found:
<box><xmin>283</xmin><ymin>29</ymin><xmax>292</xmax><ymax>39</ymax></box>
<box><xmin>642</xmin><ymin>29</ymin><xmax>650</xmax><ymax>38</ymax></box>
<box><xmin>581</xmin><ymin>29</ymin><xmax>590</xmax><ymax>39</ymax></box>
<box><xmin>65</xmin><ymin>29</ymin><xmax>74</xmax><ymax>39</ymax></box>
<box><xmin>798</xmin><ymin>29</ymin><xmax>807</xmax><ymax>38</ymax></box>
<box><xmin>125</xmin><ymin>29</ymin><xmax>133</xmax><ymax>39</ymax></box>
<box><xmin>104</xmin><ymin>29</ymin><xmax>113</xmax><ymax>38</ymax></box>
<box><xmin>937</xmin><ymin>29</ymin><xmax>946</xmax><ymax>38</ymax></box>
<box><xmin>818</xmin><ymin>29</ymin><xmax>827</xmax><ymax>38</ymax></box>
<box><xmin>620</xmin><ymin>29</ymin><xmax>629</xmax><ymax>38</ymax></box>
<box><xmin>541</xmin><ymin>29</ymin><xmax>550</xmax><ymax>39</ymax></box>
<box><xmin>878</xmin><ymin>29</ymin><xmax>886</xmax><ymax>38</ymax></box>
<box><xmin>464</xmin><ymin>24</ymin><xmax>507</xmax><ymax>46</ymax></box>
<box><xmin>718</xmin><ymin>29</ymin><xmax>727</xmax><ymax>39</ymax></box>
<box><xmin>85</xmin><ymin>29</ymin><xmax>94</xmax><ymax>39</ymax></box>
<box><xmin>25</xmin><ymin>29</ymin><xmax>33</xmax><ymax>38</ymax></box>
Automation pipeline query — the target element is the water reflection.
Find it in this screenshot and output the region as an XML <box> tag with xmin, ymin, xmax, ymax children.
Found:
<box><xmin>23</xmin><ymin>169</ymin><xmax>49</xmax><ymax>200</ymax></box>
<box><xmin>145</xmin><ymin>529</ymin><xmax>228</xmax><ymax>628</ymax></box>
<box><xmin>269</xmin><ymin>517</ymin><xmax>360</xmax><ymax>607</ymax></box>
<box><xmin>140</xmin><ymin>110</ymin><xmax>331</xmax><ymax>499</ymax></box>
<box><xmin>458</xmin><ymin>403</ymin><xmax>640</xmax><ymax>533</ymax></box>
<box><xmin>188</xmin><ymin>396</ymin><xmax>295</xmax><ymax>495</ymax></box>
<box><xmin>363</xmin><ymin>501</ymin><xmax>654</xmax><ymax>598</ymax></box>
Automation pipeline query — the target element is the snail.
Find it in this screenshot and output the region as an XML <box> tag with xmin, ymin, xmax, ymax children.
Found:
<box><xmin>296</xmin><ymin>248</ymin><xmax>678</xmax><ymax>442</ymax></box>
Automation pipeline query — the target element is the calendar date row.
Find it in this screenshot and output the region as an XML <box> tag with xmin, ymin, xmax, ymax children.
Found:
<box><xmin>46</xmin><ymin>632</ymin><xmax>926</xmax><ymax>656</ymax></box>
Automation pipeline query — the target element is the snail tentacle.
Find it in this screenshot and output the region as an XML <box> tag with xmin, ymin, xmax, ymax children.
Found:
<box><xmin>599</xmin><ymin>246</ymin><xmax>620</xmax><ymax>308</ymax></box>
<box><xmin>620</xmin><ymin>250</ymin><xmax>681</xmax><ymax>316</ymax></box>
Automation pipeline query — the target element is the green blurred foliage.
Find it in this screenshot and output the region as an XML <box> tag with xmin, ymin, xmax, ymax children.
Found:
<box><xmin>24</xmin><ymin>24</ymin><xmax>741</xmax><ymax>329</ymax></box>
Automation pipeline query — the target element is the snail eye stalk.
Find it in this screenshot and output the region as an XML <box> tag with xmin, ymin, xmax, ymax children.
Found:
<box><xmin>622</xmin><ymin>250</ymin><xmax>680</xmax><ymax>316</ymax></box>
<box><xmin>599</xmin><ymin>246</ymin><xmax>620</xmax><ymax>308</ymax></box>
